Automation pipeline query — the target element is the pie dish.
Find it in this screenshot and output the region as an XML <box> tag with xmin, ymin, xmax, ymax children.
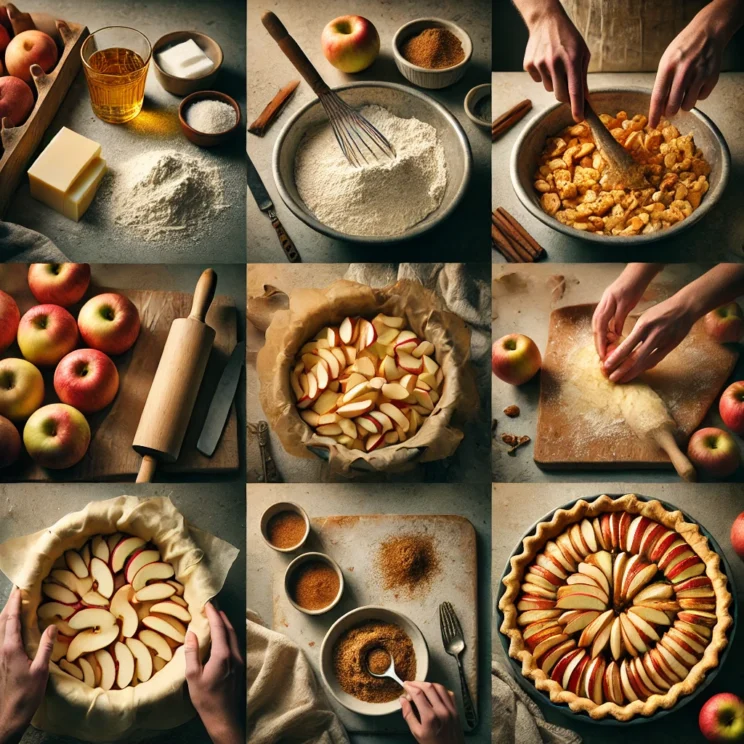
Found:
<box><xmin>499</xmin><ymin>494</ymin><xmax>733</xmax><ymax>721</ymax></box>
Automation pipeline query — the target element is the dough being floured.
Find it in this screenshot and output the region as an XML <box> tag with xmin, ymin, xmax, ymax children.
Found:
<box><xmin>566</xmin><ymin>344</ymin><xmax>675</xmax><ymax>439</ymax></box>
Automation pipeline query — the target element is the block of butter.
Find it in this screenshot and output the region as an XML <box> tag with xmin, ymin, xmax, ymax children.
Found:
<box><xmin>27</xmin><ymin>127</ymin><xmax>107</xmax><ymax>222</ymax></box>
<box><xmin>157</xmin><ymin>38</ymin><xmax>214</xmax><ymax>79</ymax></box>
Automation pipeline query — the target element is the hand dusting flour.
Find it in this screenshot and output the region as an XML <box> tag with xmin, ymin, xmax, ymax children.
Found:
<box><xmin>294</xmin><ymin>105</ymin><xmax>447</xmax><ymax>237</ymax></box>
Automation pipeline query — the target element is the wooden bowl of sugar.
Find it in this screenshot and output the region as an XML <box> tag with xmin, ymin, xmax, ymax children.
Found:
<box><xmin>153</xmin><ymin>31</ymin><xmax>223</xmax><ymax>96</ymax></box>
<box><xmin>179</xmin><ymin>91</ymin><xmax>242</xmax><ymax>147</ymax></box>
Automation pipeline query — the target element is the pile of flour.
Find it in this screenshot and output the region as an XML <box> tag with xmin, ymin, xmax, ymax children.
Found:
<box><xmin>294</xmin><ymin>105</ymin><xmax>447</xmax><ymax>237</ymax></box>
<box><xmin>107</xmin><ymin>150</ymin><xmax>229</xmax><ymax>242</ymax></box>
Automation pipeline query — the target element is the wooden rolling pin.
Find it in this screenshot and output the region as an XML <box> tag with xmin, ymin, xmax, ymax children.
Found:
<box><xmin>133</xmin><ymin>269</ymin><xmax>217</xmax><ymax>483</ymax></box>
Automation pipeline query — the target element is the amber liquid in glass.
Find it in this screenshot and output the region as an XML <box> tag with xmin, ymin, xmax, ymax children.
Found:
<box><xmin>84</xmin><ymin>47</ymin><xmax>148</xmax><ymax>124</ymax></box>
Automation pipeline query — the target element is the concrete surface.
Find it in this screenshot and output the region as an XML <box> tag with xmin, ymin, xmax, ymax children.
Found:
<box><xmin>491</xmin><ymin>263</ymin><xmax>744</xmax><ymax>483</ymax></box>
<box><xmin>246</xmin><ymin>263</ymin><xmax>491</xmax><ymax>483</ymax></box>
<box><xmin>0</xmin><ymin>482</ymin><xmax>246</xmax><ymax>744</ymax></box>
<box><xmin>247</xmin><ymin>0</ymin><xmax>491</xmax><ymax>263</ymax></box>
<box><xmin>491</xmin><ymin>72</ymin><xmax>744</xmax><ymax>263</ymax></box>
<box><xmin>4</xmin><ymin>0</ymin><xmax>246</xmax><ymax>264</ymax></box>
<box><xmin>247</xmin><ymin>483</ymin><xmax>492</xmax><ymax>743</ymax></box>
<box><xmin>491</xmin><ymin>482</ymin><xmax>744</xmax><ymax>744</ymax></box>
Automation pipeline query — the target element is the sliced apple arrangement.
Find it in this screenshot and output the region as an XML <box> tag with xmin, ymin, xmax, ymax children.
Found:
<box><xmin>38</xmin><ymin>533</ymin><xmax>190</xmax><ymax>690</ymax></box>
<box><xmin>291</xmin><ymin>314</ymin><xmax>444</xmax><ymax>452</ymax></box>
<box><xmin>516</xmin><ymin>511</ymin><xmax>719</xmax><ymax>708</ymax></box>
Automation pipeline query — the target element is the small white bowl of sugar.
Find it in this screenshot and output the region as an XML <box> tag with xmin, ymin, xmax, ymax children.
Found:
<box><xmin>179</xmin><ymin>91</ymin><xmax>242</xmax><ymax>147</ymax></box>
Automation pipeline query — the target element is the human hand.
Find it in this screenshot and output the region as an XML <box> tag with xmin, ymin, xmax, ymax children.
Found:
<box><xmin>401</xmin><ymin>681</ymin><xmax>465</xmax><ymax>744</ymax></box>
<box><xmin>601</xmin><ymin>296</ymin><xmax>696</xmax><ymax>383</ymax></box>
<box><xmin>185</xmin><ymin>603</ymin><xmax>245</xmax><ymax>744</ymax></box>
<box><xmin>0</xmin><ymin>587</ymin><xmax>57</xmax><ymax>744</ymax></box>
<box><xmin>522</xmin><ymin>6</ymin><xmax>590</xmax><ymax>122</ymax></box>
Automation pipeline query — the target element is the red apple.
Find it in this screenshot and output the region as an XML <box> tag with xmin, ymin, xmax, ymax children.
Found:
<box><xmin>0</xmin><ymin>6</ymin><xmax>10</xmax><ymax>31</ymax></box>
<box><xmin>17</xmin><ymin>304</ymin><xmax>78</xmax><ymax>366</ymax></box>
<box><xmin>23</xmin><ymin>403</ymin><xmax>90</xmax><ymax>469</ymax></box>
<box><xmin>77</xmin><ymin>293</ymin><xmax>140</xmax><ymax>355</ymax></box>
<box><xmin>0</xmin><ymin>415</ymin><xmax>21</xmax><ymax>468</ymax></box>
<box><xmin>0</xmin><ymin>76</ymin><xmax>35</xmax><ymax>128</ymax></box>
<box><xmin>720</xmin><ymin>381</ymin><xmax>744</xmax><ymax>435</ymax></box>
<box><xmin>321</xmin><ymin>15</ymin><xmax>380</xmax><ymax>73</ymax></box>
<box><xmin>28</xmin><ymin>263</ymin><xmax>91</xmax><ymax>307</ymax></box>
<box><xmin>5</xmin><ymin>30</ymin><xmax>59</xmax><ymax>84</ymax></box>
<box><xmin>492</xmin><ymin>333</ymin><xmax>541</xmax><ymax>385</ymax></box>
<box><xmin>54</xmin><ymin>349</ymin><xmax>119</xmax><ymax>414</ymax></box>
<box><xmin>0</xmin><ymin>23</ymin><xmax>9</xmax><ymax>54</ymax></box>
<box><xmin>0</xmin><ymin>289</ymin><xmax>20</xmax><ymax>352</ymax></box>
<box><xmin>704</xmin><ymin>303</ymin><xmax>744</xmax><ymax>344</ymax></box>
<box><xmin>699</xmin><ymin>693</ymin><xmax>744</xmax><ymax>742</ymax></box>
<box><xmin>687</xmin><ymin>427</ymin><xmax>741</xmax><ymax>479</ymax></box>
<box><xmin>0</xmin><ymin>358</ymin><xmax>45</xmax><ymax>421</ymax></box>
<box><xmin>731</xmin><ymin>513</ymin><xmax>744</xmax><ymax>561</ymax></box>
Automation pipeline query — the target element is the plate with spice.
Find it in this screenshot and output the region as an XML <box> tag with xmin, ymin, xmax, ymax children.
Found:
<box><xmin>179</xmin><ymin>90</ymin><xmax>242</xmax><ymax>147</ymax></box>
<box><xmin>392</xmin><ymin>18</ymin><xmax>473</xmax><ymax>90</ymax></box>
<box><xmin>320</xmin><ymin>605</ymin><xmax>429</xmax><ymax>716</ymax></box>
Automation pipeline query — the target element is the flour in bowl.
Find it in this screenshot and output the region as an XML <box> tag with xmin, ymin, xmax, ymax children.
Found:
<box><xmin>294</xmin><ymin>105</ymin><xmax>447</xmax><ymax>237</ymax></box>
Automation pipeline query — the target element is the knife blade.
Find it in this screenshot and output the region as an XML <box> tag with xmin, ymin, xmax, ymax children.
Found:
<box><xmin>248</xmin><ymin>154</ymin><xmax>301</xmax><ymax>262</ymax></box>
<box><xmin>197</xmin><ymin>340</ymin><xmax>245</xmax><ymax>457</ymax></box>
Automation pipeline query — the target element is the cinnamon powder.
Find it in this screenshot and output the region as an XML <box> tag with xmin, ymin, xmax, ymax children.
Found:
<box><xmin>288</xmin><ymin>561</ymin><xmax>340</xmax><ymax>611</ymax></box>
<box><xmin>377</xmin><ymin>534</ymin><xmax>440</xmax><ymax>596</ymax></box>
<box><xmin>401</xmin><ymin>27</ymin><xmax>465</xmax><ymax>69</ymax></box>
<box><xmin>267</xmin><ymin>510</ymin><xmax>306</xmax><ymax>549</ymax></box>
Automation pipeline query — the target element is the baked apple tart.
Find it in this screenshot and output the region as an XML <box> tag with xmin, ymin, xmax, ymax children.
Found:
<box><xmin>499</xmin><ymin>494</ymin><xmax>732</xmax><ymax>720</ymax></box>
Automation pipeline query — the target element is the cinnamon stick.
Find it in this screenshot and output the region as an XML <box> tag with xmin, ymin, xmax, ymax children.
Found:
<box><xmin>249</xmin><ymin>80</ymin><xmax>300</xmax><ymax>137</ymax></box>
<box><xmin>492</xmin><ymin>210</ymin><xmax>543</xmax><ymax>261</ymax></box>
<box><xmin>491</xmin><ymin>224</ymin><xmax>519</xmax><ymax>262</ymax></box>
<box><xmin>492</xmin><ymin>99</ymin><xmax>532</xmax><ymax>141</ymax></box>
<box><xmin>492</xmin><ymin>222</ymin><xmax>534</xmax><ymax>262</ymax></box>
<box><xmin>494</xmin><ymin>220</ymin><xmax>533</xmax><ymax>262</ymax></box>
<box><xmin>496</xmin><ymin>207</ymin><xmax>545</xmax><ymax>259</ymax></box>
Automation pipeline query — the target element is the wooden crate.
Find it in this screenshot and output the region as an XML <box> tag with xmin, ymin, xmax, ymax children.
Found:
<box><xmin>0</xmin><ymin>15</ymin><xmax>89</xmax><ymax>217</ymax></box>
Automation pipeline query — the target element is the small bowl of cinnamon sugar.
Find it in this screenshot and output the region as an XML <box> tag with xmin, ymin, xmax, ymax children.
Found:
<box><xmin>284</xmin><ymin>552</ymin><xmax>344</xmax><ymax>616</ymax></box>
<box><xmin>392</xmin><ymin>18</ymin><xmax>472</xmax><ymax>90</ymax></box>
<box><xmin>260</xmin><ymin>502</ymin><xmax>310</xmax><ymax>553</ymax></box>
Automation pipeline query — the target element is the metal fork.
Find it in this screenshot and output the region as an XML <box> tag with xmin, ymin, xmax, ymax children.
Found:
<box><xmin>439</xmin><ymin>601</ymin><xmax>478</xmax><ymax>730</ymax></box>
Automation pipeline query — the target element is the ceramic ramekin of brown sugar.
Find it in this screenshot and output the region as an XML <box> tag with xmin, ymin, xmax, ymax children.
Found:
<box><xmin>284</xmin><ymin>552</ymin><xmax>345</xmax><ymax>616</ymax></box>
<box><xmin>319</xmin><ymin>605</ymin><xmax>429</xmax><ymax>716</ymax></box>
<box><xmin>260</xmin><ymin>501</ymin><xmax>310</xmax><ymax>553</ymax></box>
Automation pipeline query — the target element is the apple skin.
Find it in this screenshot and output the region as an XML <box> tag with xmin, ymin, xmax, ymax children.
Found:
<box><xmin>492</xmin><ymin>334</ymin><xmax>542</xmax><ymax>385</ymax></box>
<box><xmin>0</xmin><ymin>289</ymin><xmax>21</xmax><ymax>352</ymax></box>
<box><xmin>77</xmin><ymin>293</ymin><xmax>140</xmax><ymax>356</ymax></box>
<box><xmin>0</xmin><ymin>6</ymin><xmax>10</xmax><ymax>31</ymax></box>
<box><xmin>0</xmin><ymin>358</ymin><xmax>45</xmax><ymax>421</ymax></box>
<box><xmin>720</xmin><ymin>381</ymin><xmax>744</xmax><ymax>435</ymax></box>
<box><xmin>0</xmin><ymin>416</ymin><xmax>21</xmax><ymax>468</ymax></box>
<box><xmin>321</xmin><ymin>15</ymin><xmax>380</xmax><ymax>73</ymax></box>
<box><xmin>699</xmin><ymin>693</ymin><xmax>744</xmax><ymax>743</ymax></box>
<box><xmin>5</xmin><ymin>30</ymin><xmax>59</xmax><ymax>84</ymax></box>
<box><xmin>28</xmin><ymin>263</ymin><xmax>91</xmax><ymax>307</ymax></box>
<box><xmin>54</xmin><ymin>349</ymin><xmax>119</xmax><ymax>414</ymax></box>
<box><xmin>0</xmin><ymin>23</ymin><xmax>8</xmax><ymax>54</ymax></box>
<box><xmin>23</xmin><ymin>403</ymin><xmax>90</xmax><ymax>469</ymax></box>
<box><xmin>704</xmin><ymin>303</ymin><xmax>744</xmax><ymax>344</ymax></box>
<box><xmin>0</xmin><ymin>76</ymin><xmax>35</xmax><ymax>128</ymax></box>
<box><xmin>731</xmin><ymin>513</ymin><xmax>744</xmax><ymax>561</ymax></box>
<box><xmin>687</xmin><ymin>427</ymin><xmax>741</xmax><ymax>479</ymax></box>
<box><xmin>17</xmin><ymin>304</ymin><xmax>78</xmax><ymax>366</ymax></box>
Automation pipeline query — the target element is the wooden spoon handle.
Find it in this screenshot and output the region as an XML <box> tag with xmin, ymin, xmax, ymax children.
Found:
<box><xmin>262</xmin><ymin>12</ymin><xmax>328</xmax><ymax>96</ymax></box>
<box><xmin>189</xmin><ymin>269</ymin><xmax>217</xmax><ymax>322</ymax></box>
<box><xmin>653</xmin><ymin>428</ymin><xmax>697</xmax><ymax>482</ymax></box>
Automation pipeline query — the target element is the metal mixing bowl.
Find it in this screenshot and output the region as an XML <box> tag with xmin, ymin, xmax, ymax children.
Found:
<box><xmin>511</xmin><ymin>88</ymin><xmax>730</xmax><ymax>246</ymax></box>
<box><xmin>273</xmin><ymin>82</ymin><xmax>472</xmax><ymax>243</ymax></box>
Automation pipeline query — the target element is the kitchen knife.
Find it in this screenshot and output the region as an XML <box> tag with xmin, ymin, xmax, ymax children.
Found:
<box><xmin>197</xmin><ymin>340</ymin><xmax>246</xmax><ymax>457</ymax></box>
<box><xmin>247</xmin><ymin>154</ymin><xmax>301</xmax><ymax>263</ymax></box>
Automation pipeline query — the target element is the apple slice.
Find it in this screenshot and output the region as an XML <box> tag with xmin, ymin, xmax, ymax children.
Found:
<box><xmin>82</xmin><ymin>591</ymin><xmax>109</xmax><ymax>607</ymax></box>
<box><xmin>135</xmin><ymin>582</ymin><xmax>177</xmax><ymax>603</ymax></box>
<box><xmin>381</xmin><ymin>382</ymin><xmax>409</xmax><ymax>401</ymax></box>
<box><xmin>51</xmin><ymin>635</ymin><xmax>73</xmax><ymax>662</ymax></box>
<box><xmin>59</xmin><ymin>658</ymin><xmax>84</xmax><ymax>680</ymax></box>
<box><xmin>94</xmin><ymin>647</ymin><xmax>116</xmax><ymax>690</ymax></box>
<box><xmin>111</xmin><ymin>537</ymin><xmax>147</xmax><ymax>575</ymax></box>
<box><xmin>339</xmin><ymin>317</ymin><xmax>357</xmax><ymax>345</ymax></box>
<box><xmin>69</xmin><ymin>608</ymin><xmax>116</xmax><ymax>631</ymax></box>
<box><xmin>313</xmin><ymin>362</ymin><xmax>329</xmax><ymax>391</ymax></box>
<box><xmin>126</xmin><ymin>637</ymin><xmax>153</xmax><ymax>682</ymax></box>
<box><xmin>132</xmin><ymin>562</ymin><xmax>175</xmax><ymax>592</ymax></box>
<box><xmin>413</xmin><ymin>389</ymin><xmax>435</xmax><ymax>411</ymax></box>
<box><xmin>39</xmin><ymin>602</ymin><xmax>76</xmax><ymax>621</ymax></box>
<box><xmin>629</xmin><ymin>605</ymin><xmax>671</xmax><ymax>626</ymax></box>
<box><xmin>365</xmin><ymin>432</ymin><xmax>385</xmax><ymax>452</ymax></box>
<box><xmin>67</xmin><ymin>625</ymin><xmax>119</xmax><ymax>663</ymax></box>
<box><xmin>114</xmin><ymin>641</ymin><xmax>135</xmax><ymax>689</ymax></box>
<box><xmin>78</xmin><ymin>656</ymin><xmax>96</xmax><ymax>688</ymax></box>
<box><xmin>337</xmin><ymin>399</ymin><xmax>374</xmax><ymax>418</ymax></box>
<box><xmin>125</xmin><ymin>549</ymin><xmax>160</xmax><ymax>584</ymax></box>
<box><xmin>396</xmin><ymin>350</ymin><xmax>424</xmax><ymax>374</ymax></box>
<box><xmin>90</xmin><ymin>557</ymin><xmax>114</xmax><ymax>599</ymax></box>
<box><xmin>376</xmin><ymin>314</ymin><xmax>405</xmax><ymax>329</ymax></box>
<box><xmin>111</xmin><ymin>585</ymin><xmax>139</xmax><ymax>638</ymax></box>
<box><xmin>380</xmin><ymin>355</ymin><xmax>404</xmax><ymax>381</ymax></box>
<box><xmin>356</xmin><ymin>319</ymin><xmax>377</xmax><ymax>350</ymax></box>
<box><xmin>300</xmin><ymin>410</ymin><xmax>321</xmax><ymax>428</ymax></box>
<box><xmin>633</xmin><ymin>581</ymin><xmax>674</xmax><ymax>603</ymax></box>
<box><xmin>411</xmin><ymin>340</ymin><xmax>435</xmax><ymax>358</ymax></box>
<box><xmin>341</xmin><ymin>381</ymin><xmax>371</xmax><ymax>405</ymax></box>
<box><xmin>316</xmin><ymin>423</ymin><xmax>342</xmax><ymax>437</ymax></box>
<box><xmin>150</xmin><ymin>601</ymin><xmax>192</xmax><ymax>623</ymax></box>
<box><xmin>65</xmin><ymin>550</ymin><xmax>89</xmax><ymax>579</ymax></box>
<box><xmin>311</xmin><ymin>389</ymin><xmax>338</xmax><ymax>416</ymax></box>
<box><xmin>139</xmin><ymin>629</ymin><xmax>173</xmax><ymax>661</ymax></box>
<box><xmin>42</xmin><ymin>582</ymin><xmax>78</xmax><ymax>605</ymax></box>
<box><xmin>91</xmin><ymin>536</ymin><xmax>110</xmax><ymax>564</ymax></box>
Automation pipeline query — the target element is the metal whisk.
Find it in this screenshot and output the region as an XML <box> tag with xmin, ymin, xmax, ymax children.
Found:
<box><xmin>262</xmin><ymin>12</ymin><xmax>396</xmax><ymax>168</ymax></box>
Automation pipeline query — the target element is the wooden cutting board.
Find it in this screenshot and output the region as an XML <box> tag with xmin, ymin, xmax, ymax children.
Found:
<box><xmin>1</xmin><ymin>274</ymin><xmax>239</xmax><ymax>481</ymax></box>
<box><xmin>535</xmin><ymin>304</ymin><xmax>738</xmax><ymax>469</ymax></box>
<box><xmin>272</xmin><ymin>514</ymin><xmax>478</xmax><ymax>735</ymax></box>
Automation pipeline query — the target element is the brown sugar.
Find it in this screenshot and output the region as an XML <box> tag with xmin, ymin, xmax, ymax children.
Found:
<box><xmin>288</xmin><ymin>561</ymin><xmax>340</xmax><ymax>611</ymax></box>
<box><xmin>367</xmin><ymin>647</ymin><xmax>392</xmax><ymax>675</ymax></box>
<box><xmin>401</xmin><ymin>27</ymin><xmax>465</xmax><ymax>70</ymax></box>
<box><xmin>377</xmin><ymin>534</ymin><xmax>440</xmax><ymax>596</ymax></box>
<box><xmin>267</xmin><ymin>510</ymin><xmax>307</xmax><ymax>549</ymax></box>
<box><xmin>333</xmin><ymin>621</ymin><xmax>416</xmax><ymax>703</ymax></box>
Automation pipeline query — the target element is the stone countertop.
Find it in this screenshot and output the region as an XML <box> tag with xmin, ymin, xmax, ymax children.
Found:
<box><xmin>491</xmin><ymin>482</ymin><xmax>744</xmax><ymax>744</ymax></box>
<box><xmin>4</xmin><ymin>0</ymin><xmax>246</xmax><ymax>264</ymax></box>
<box><xmin>491</xmin><ymin>263</ymin><xmax>744</xmax><ymax>484</ymax></box>
<box><xmin>491</xmin><ymin>72</ymin><xmax>744</xmax><ymax>263</ymax></box>
<box><xmin>247</xmin><ymin>482</ymin><xmax>492</xmax><ymax>744</ymax></box>
<box><xmin>246</xmin><ymin>263</ymin><xmax>491</xmax><ymax>484</ymax></box>
<box><xmin>247</xmin><ymin>0</ymin><xmax>492</xmax><ymax>264</ymax></box>
<box><xmin>0</xmin><ymin>481</ymin><xmax>246</xmax><ymax>744</ymax></box>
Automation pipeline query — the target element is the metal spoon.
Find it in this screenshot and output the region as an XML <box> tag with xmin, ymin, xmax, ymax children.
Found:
<box><xmin>366</xmin><ymin>650</ymin><xmax>405</xmax><ymax>688</ymax></box>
